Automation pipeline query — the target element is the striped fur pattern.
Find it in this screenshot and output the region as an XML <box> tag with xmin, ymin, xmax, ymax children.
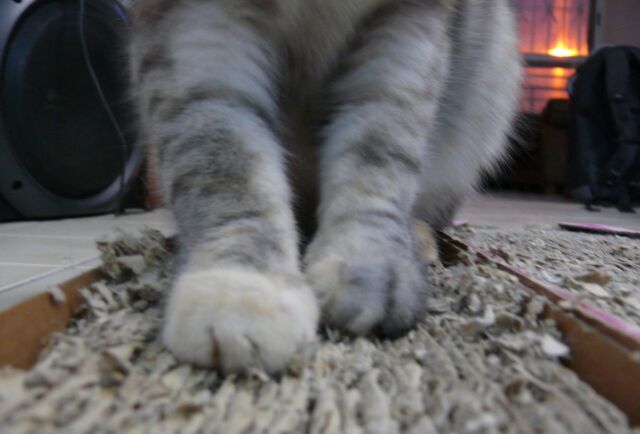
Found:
<box><xmin>128</xmin><ymin>0</ymin><xmax>522</xmax><ymax>373</ymax></box>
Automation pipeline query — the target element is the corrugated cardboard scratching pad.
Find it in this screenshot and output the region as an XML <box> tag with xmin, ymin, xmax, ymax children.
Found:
<box><xmin>0</xmin><ymin>229</ymin><xmax>636</xmax><ymax>433</ymax></box>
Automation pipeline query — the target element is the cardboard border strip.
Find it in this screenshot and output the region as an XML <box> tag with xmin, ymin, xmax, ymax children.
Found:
<box><xmin>439</xmin><ymin>232</ymin><xmax>640</xmax><ymax>351</ymax></box>
<box><xmin>0</xmin><ymin>268</ymin><xmax>101</xmax><ymax>370</ymax></box>
<box><xmin>439</xmin><ymin>231</ymin><xmax>640</xmax><ymax>425</ymax></box>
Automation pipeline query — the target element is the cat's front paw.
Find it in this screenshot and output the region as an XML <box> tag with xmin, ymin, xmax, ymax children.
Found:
<box><xmin>304</xmin><ymin>236</ymin><xmax>427</xmax><ymax>337</ymax></box>
<box><xmin>162</xmin><ymin>268</ymin><xmax>318</xmax><ymax>374</ymax></box>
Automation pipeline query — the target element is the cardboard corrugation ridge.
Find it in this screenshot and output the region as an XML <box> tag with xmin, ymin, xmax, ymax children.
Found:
<box><xmin>439</xmin><ymin>232</ymin><xmax>640</xmax><ymax>426</ymax></box>
<box><xmin>0</xmin><ymin>268</ymin><xmax>101</xmax><ymax>370</ymax></box>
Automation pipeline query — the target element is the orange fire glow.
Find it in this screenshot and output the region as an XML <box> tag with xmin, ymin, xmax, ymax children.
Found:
<box><xmin>519</xmin><ymin>0</ymin><xmax>589</xmax><ymax>57</ymax></box>
<box><xmin>519</xmin><ymin>0</ymin><xmax>589</xmax><ymax>111</ymax></box>
<box><xmin>548</xmin><ymin>45</ymin><xmax>579</xmax><ymax>58</ymax></box>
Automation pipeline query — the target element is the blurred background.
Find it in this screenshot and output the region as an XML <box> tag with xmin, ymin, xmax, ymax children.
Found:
<box><xmin>0</xmin><ymin>0</ymin><xmax>639</xmax><ymax>223</ymax></box>
<box><xmin>0</xmin><ymin>0</ymin><xmax>639</xmax><ymax>309</ymax></box>
<box><xmin>493</xmin><ymin>0</ymin><xmax>640</xmax><ymax>206</ymax></box>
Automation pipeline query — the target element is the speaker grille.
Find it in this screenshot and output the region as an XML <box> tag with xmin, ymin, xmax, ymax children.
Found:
<box><xmin>2</xmin><ymin>0</ymin><xmax>131</xmax><ymax>199</ymax></box>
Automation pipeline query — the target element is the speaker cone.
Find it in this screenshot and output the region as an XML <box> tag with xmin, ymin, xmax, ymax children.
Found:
<box><xmin>0</xmin><ymin>0</ymin><xmax>140</xmax><ymax>220</ymax></box>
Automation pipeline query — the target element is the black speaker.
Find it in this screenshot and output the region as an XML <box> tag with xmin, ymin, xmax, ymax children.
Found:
<box><xmin>0</xmin><ymin>0</ymin><xmax>142</xmax><ymax>222</ymax></box>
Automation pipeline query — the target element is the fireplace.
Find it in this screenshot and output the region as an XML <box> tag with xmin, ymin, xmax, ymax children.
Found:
<box><xmin>515</xmin><ymin>0</ymin><xmax>591</xmax><ymax>112</ymax></box>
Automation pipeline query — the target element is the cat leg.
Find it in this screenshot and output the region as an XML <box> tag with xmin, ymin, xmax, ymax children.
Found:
<box><xmin>129</xmin><ymin>1</ymin><xmax>317</xmax><ymax>373</ymax></box>
<box><xmin>413</xmin><ymin>0</ymin><xmax>522</xmax><ymax>230</ymax></box>
<box><xmin>303</xmin><ymin>2</ymin><xmax>452</xmax><ymax>336</ymax></box>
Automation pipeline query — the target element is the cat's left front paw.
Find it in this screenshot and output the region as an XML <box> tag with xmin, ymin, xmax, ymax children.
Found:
<box><xmin>304</xmin><ymin>234</ymin><xmax>428</xmax><ymax>337</ymax></box>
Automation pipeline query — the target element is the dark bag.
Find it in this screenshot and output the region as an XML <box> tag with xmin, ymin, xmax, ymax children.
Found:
<box><xmin>567</xmin><ymin>46</ymin><xmax>640</xmax><ymax>212</ymax></box>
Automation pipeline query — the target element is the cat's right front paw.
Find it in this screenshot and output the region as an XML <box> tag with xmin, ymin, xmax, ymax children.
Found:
<box><xmin>162</xmin><ymin>268</ymin><xmax>318</xmax><ymax>374</ymax></box>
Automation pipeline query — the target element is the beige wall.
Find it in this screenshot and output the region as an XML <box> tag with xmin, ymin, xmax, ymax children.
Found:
<box><xmin>593</xmin><ymin>0</ymin><xmax>640</xmax><ymax>48</ymax></box>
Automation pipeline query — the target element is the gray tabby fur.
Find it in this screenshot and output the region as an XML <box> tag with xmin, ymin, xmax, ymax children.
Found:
<box><xmin>128</xmin><ymin>0</ymin><xmax>522</xmax><ymax>373</ymax></box>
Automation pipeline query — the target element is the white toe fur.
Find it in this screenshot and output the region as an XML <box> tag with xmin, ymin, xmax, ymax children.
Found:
<box><xmin>162</xmin><ymin>268</ymin><xmax>319</xmax><ymax>373</ymax></box>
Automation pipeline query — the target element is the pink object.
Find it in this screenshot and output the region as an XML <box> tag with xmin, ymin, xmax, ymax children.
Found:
<box><xmin>559</xmin><ymin>222</ymin><xmax>640</xmax><ymax>239</ymax></box>
<box><xmin>451</xmin><ymin>219</ymin><xmax>469</xmax><ymax>227</ymax></box>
